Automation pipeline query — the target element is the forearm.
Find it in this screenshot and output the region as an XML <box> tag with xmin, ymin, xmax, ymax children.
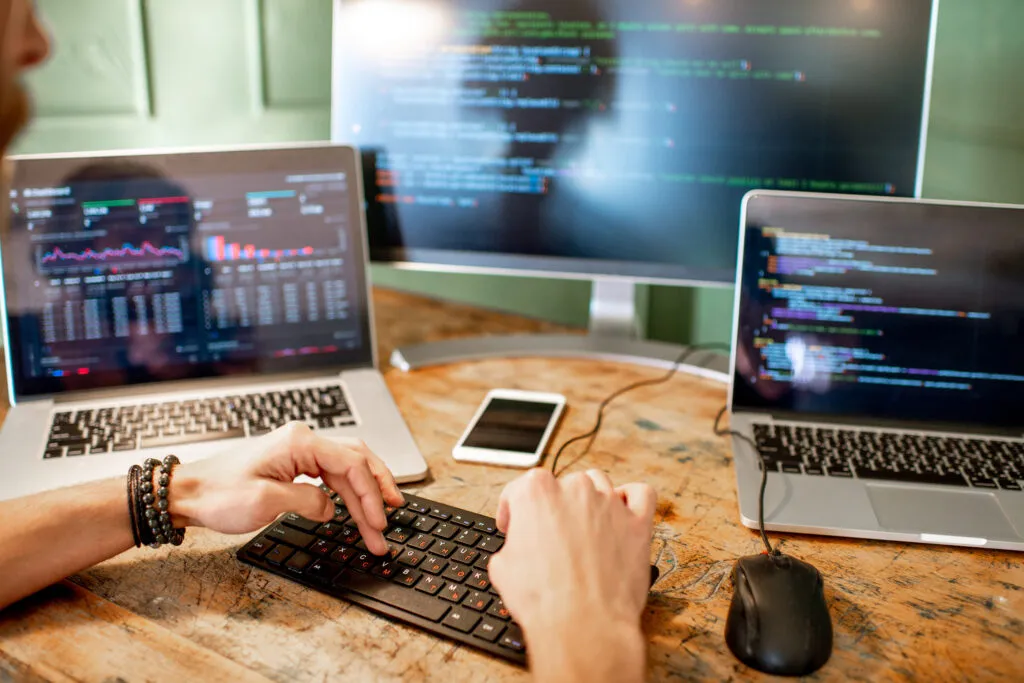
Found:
<box><xmin>0</xmin><ymin>476</ymin><xmax>134</xmax><ymax>611</ymax></box>
<box><xmin>525</xmin><ymin>617</ymin><xmax>647</xmax><ymax>683</ymax></box>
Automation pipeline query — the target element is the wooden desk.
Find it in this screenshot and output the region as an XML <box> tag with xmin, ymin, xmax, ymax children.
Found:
<box><xmin>0</xmin><ymin>289</ymin><xmax>1021</xmax><ymax>681</ymax></box>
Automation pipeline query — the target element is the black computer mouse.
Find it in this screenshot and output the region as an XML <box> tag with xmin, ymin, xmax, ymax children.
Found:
<box><xmin>725</xmin><ymin>552</ymin><xmax>833</xmax><ymax>677</ymax></box>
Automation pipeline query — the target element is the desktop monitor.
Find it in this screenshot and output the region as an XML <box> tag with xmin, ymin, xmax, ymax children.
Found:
<box><xmin>330</xmin><ymin>0</ymin><xmax>938</xmax><ymax>370</ymax></box>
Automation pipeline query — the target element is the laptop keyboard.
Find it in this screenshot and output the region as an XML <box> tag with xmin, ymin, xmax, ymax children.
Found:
<box><xmin>237</xmin><ymin>490</ymin><xmax>527</xmax><ymax>665</ymax></box>
<box><xmin>43</xmin><ymin>384</ymin><xmax>354</xmax><ymax>459</ymax></box>
<box><xmin>754</xmin><ymin>424</ymin><xmax>1024</xmax><ymax>491</ymax></box>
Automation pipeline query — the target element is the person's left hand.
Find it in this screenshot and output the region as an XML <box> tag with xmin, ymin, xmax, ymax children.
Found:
<box><xmin>168</xmin><ymin>422</ymin><xmax>404</xmax><ymax>554</ymax></box>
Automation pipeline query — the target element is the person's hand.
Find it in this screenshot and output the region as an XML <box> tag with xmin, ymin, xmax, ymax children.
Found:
<box><xmin>168</xmin><ymin>422</ymin><xmax>404</xmax><ymax>554</ymax></box>
<box><xmin>489</xmin><ymin>468</ymin><xmax>656</xmax><ymax>683</ymax></box>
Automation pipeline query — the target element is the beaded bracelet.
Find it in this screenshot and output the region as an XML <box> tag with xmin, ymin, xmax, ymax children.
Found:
<box><xmin>127</xmin><ymin>455</ymin><xmax>186</xmax><ymax>548</ymax></box>
<box><xmin>126</xmin><ymin>464</ymin><xmax>143</xmax><ymax>547</ymax></box>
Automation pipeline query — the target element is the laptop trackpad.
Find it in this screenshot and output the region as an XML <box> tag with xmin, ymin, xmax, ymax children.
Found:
<box><xmin>866</xmin><ymin>484</ymin><xmax>1021</xmax><ymax>540</ymax></box>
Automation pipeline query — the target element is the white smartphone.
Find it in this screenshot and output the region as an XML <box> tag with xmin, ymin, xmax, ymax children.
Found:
<box><xmin>452</xmin><ymin>389</ymin><xmax>567</xmax><ymax>468</ymax></box>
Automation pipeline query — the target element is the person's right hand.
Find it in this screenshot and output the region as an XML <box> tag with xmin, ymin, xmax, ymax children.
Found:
<box><xmin>169</xmin><ymin>422</ymin><xmax>404</xmax><ymax>554</ymax></box>
<box><xmin>489</xmin><ymin>468</ymin><xmax>657</xmax><ymax>683</ymax></box>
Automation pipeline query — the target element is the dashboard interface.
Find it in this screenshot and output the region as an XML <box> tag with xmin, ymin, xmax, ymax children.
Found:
<box><xmin>3</xmin><ymin>146</ymin><xmax>373</xmax><ymax>397</ymax></box>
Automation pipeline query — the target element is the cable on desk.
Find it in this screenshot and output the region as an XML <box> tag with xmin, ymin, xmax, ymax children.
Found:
<box><xmin>549</xmin><ymin>342</ymin><xmax>732</xmax><ymax>478</ymax></box>
<box><xmin>714</xmin><ymin>404</ymin><xmax>777</xmax><ymax>556</ymax></box>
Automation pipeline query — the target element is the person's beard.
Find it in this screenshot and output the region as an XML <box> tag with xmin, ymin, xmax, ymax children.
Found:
<box><xmin>0</xmin><ymin>72</ymin><xmax>29</xmax><ymax>159</ymax></box>
<box><xmin>0</xmin><ymin>63</ymin><xmax>29</xmax><ymax>242</ymax></box>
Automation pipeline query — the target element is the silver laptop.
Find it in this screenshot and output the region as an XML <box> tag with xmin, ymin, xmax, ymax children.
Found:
<box><xmin>0</xmin><ymin>142</ymin><xmax>428</xmax><ymax>501</ymax></box>
<box><xmin>728</xmin><ymin>190</ymin><xmax>1024</xmax><ymax>552</ymax></box>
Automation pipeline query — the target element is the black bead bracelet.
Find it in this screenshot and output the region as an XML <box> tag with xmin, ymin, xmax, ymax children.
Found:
<box><xmin>128</xmin><ymin>455</ymin><xmax>186</xmax><ymax>548</ymax></box>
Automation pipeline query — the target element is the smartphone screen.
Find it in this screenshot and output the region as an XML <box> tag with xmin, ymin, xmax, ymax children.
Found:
<box><xmin>462</xmin><ymin>398</ymin><xmax>561</xmax><ymax>453</ymax></box>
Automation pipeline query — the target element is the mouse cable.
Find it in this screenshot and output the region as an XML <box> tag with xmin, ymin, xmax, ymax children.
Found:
<box><xmin>549</xmin><ymin>341</ymin><xmax>733</xmax><ymax>478</ymax></box>
<box><xmin>713</xmin><ymin>404</ymin><xmax>777</xmax><ymax>556</ymax></box>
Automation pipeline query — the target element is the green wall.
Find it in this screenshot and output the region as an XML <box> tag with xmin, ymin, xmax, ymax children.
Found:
<box><xmin>13</xmin><ymin>0</ymin><xmax>1024</xmax><ymax>345</ymax></box>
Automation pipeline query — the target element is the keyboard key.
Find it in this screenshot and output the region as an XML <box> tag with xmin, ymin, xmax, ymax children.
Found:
<box><xmin>473</xmin><ymin>618</ymin><xmax>505</xmax><ymax>643</ymax></box>
<box><xmin>330</xmin><ymin>546</ymin><xmax>357</xmax><ymax>564</ymax></box>
<box><xmin>429</xmin><ymin>508</ymin><xmax>452</xmax><ymax>521</ymax></box>
<box><xmin>407</xmin><ymin>500</ymin><xmax>430</xmax><ymax>514</ymax></box>
<box><xmin>454</xmin><ymin>547</ymin><xmax>479</xmax><ymax>566</ymax></box>
<box><xmin>335</xmin><ymin>571</ymin><xmax>447</xmax><ymax>622</ymax></box>
<box><xmin>340</xmin><ymin>526</ymin><xmax>361</xmax><ymax>545</ymax></box>
<box><xmin>468</xmin><ymin>570</ymin><xmax>490</xmax><ymax>591</ymax></box>
<box><xmin>310</xmin><ymin>539</ymin><xmax>336</xmax><ymax>556</ymax></box>
<box><xmin>399</xmin><ymin>549</ymin><xmax>426</xmax><ymax>567</ymax></box>
<box><xmin>499</xmin><ymin>624</ymin><xmax>526</xmax><ymax>652</ymax></box>
<box><xmin>306</xmin><ymin>560</ymin><xmax>342</xmax><ymax>584</ymax></box>
<box><xmin>455</xmin><ymin>530</ymin><xmax>481</xmax><ymax>547</ymax></box>
<box><xmin>474</xmin><ymin>521</ymin><xmax>497</xmax><ymax>535</ymax></box>
<box><xmin>443</xmin><ymin>607</ymin><xmax>481</xmax><ymax>634</ymax></box>
<box><xmin>432</xmin><ymin>540</ymin><xmax>456</xmax><ymax>558</ymax></box>
<box><xmin>351</xmin><ymin>553</ymin><xmax>376</xmax><ymax>572</ymax></box>
<box><xmin>999</xmin><ymin>479</ymin><xmax>1022</xmax><ymax>491</ymax></box>
<box><xmin>372</xmin><ymin>560</ymin><xmax>400</xmax><ymax>579</ymax></box>
<box><xmin>463</xmin><ymin>591</ymin><xmax>492</xmax><ymax>612</ymax></box>
<box><xmin>441</xmin><ymin>583</ymin><xmax>469</xmax><ymax>603</ymax></box>
<box><xmin>316</xmin><ymin>522</ymin><xmax>343</xmax><ymax>539</ymax></box>
<box><xmin>450</xmin><ymin>514</ymin><xmax>474</xmax><ymax>528</ymax></box>
<box><xmin>385</xmin><ymin>527</ymin><xmax>413</xmax><ymax>544</ymax></box>
<box><xmin>443</xmin><ymin>562</ymin><xmax>471</xmax><ymax>583</ymax></box>
<box><xmin>474</xmin><ymin>552</ymin><xmax>492</xmax><ymax>570</ymax></box>
<box><xmin>969</xmin><ymin>477</ymin><xmax>998</xmax><ymax>489</ymax></box>
<box><xmin>433</xmin><ymin>523</ymin><xmax>458</xmax><ymax>540</ymax></box>
<box><xmin>266</xmin><ymin>525</ymin><xmax>315</xmax><ymax>549</ymax></box>
<box><xmin>477</xmin><ymin>536</ymin><xmax>504</xmax><ymax>553</ymax></box>
<box><xmin>395</xmin><ymin>568</ymin><xmax>421</xmax><ymax>587</ymax></box>
<box><xmin>408</xmin><ymin>534</ymin><xmax>435</xmax><ymax>551</ymax></box>
<box><xmin>392</xmin><ymin>510</ymin><xmax>418</xmax><ymax>526</ymax></box>
<box><xmin>281</xmin><ymin>513</ymin><xmax>320</xmax><ymax>532</ymax></box>
<box><xmin>246</xmin><ymin>538</ymin><xmax>273</xmax><ymax>558</ymax></box>
<box><xmin>488</xmin><ymin>599</ymin><xmax>511</xmax><ymax>620</ymax></box>
<box><xmin>286</xmin><ymin>551</ymin><xmax>314</xmax><ymax>574</ymax></box>
<box><xmin>421</xmin><ymin>555</ymin><xmax>446</xmax><ymax>575</ymax></box>
<box><xmin>66</xmin><ymin>445</ymin><xmax>87</xmax><ymax>457</ymax></box>
<box><xmin>416</xmin><ymin>575</ymin><xmax>444</xmax><ymax>596</ymax></box>
<box><xmin>412</xmin><ymin>516</ymin><xmax>438</xmax><ymax>533</ymax></box>
<box><xmin>140</xmin><ymin>428</ymin><xmax>245</xmax><ymax>449</ymax></box>
<box><xmin>265</xmin><ymin>545</ymin><xmax>293</xmax><ymax>566</ymax></box>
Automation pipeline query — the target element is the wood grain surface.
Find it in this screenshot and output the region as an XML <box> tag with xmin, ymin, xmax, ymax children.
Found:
<box><xmin>0</xmin><ymin>288</ymin><xmax>1021</xmax><ymax>682</ymax></box>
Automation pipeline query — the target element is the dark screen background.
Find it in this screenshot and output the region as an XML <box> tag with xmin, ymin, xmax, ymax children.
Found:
<box><xmin>334</xmin><ymin>0</ymin><xmax>935</xmax><ymax>282</ymax></box>
<box><xmin>462</xmin><ymin>398</ymin><xmax>560</xmax><ymax>452</ymax></box>
<box><xmin>732</xmin><ymin>195</ymin><xmax>1024</xmax><ymax>431</ymax></box>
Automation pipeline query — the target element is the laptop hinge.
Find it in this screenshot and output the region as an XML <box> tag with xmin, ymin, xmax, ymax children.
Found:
<box><xmin>45</xmin><ymin>368</ymin><xmax>358</xmax><ymax>405</ymax></box>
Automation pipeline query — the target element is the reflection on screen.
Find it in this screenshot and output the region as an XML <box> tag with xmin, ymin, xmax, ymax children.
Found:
<box><xmin>334</xmin><ymin>0</ymin><xmax>935</xmax><ymax>280</ymax></box>
<box><xmin>463</xmin><ymin>398</ymin><xmax>559</xmax><ymax>453</ymax></box>
<box><xmin>733</xmin><ymin>199</ymin><xmax>1024</xmax><ymax>429</ymax></box>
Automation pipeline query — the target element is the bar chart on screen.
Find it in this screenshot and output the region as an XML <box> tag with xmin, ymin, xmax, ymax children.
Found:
<box><xmin>204</xmin><ymin>235</ymin><xmax>324</xmax><ymax>263</ymax></box>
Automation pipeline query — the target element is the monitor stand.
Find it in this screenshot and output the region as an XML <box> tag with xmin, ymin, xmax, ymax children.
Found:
<box><xmin>389</xmin><ymin>279</ymin><xmax>731</xmax><ymax>384</ymax></box>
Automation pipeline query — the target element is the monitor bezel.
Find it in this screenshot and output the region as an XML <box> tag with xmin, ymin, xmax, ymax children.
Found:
<box><xmin>330</xmin><ymin>0</ymin><xmax>942</xmax><ymax>287</ymax></box>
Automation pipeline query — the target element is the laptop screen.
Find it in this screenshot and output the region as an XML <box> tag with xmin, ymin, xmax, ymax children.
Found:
<box><xmin>733</xmin><ymin>193</ymin><xmax>1024</xmax><ymax>431</ymax></box>
<box><xmin>2</xmin><ymin>144</ymin><xmax>374</xmax><ymax>399</ymax></box>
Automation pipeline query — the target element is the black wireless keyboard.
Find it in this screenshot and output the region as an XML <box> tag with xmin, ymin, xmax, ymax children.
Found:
<box><xmin>237</xmin><ymin>489</ymin><xmax>528</xmax><ymax>665</ymax></box>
